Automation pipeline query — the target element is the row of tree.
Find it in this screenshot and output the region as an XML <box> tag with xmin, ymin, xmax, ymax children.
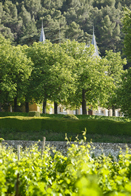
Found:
<box><xmin>0</xmin><ymin>34</ymin><xmax>127</xmax><ymax>115</ymax></box>
<box><xmin>118</xmin><ymin>7</ymin><xmax>131</xmax><ymax>117</ymax></box>
<box><xmin>0</xmin><ymin>0</ymin><xmax>131</xmax><ymax>67</ymax></box>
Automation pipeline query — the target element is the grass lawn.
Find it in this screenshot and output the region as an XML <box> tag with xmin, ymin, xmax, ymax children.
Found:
<box><xmin>1</xmin><ymin>128</ymin><xmax>131</xmax><ymax>143</ymax></box>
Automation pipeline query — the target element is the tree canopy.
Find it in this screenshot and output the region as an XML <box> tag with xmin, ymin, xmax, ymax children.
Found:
<box><xmin>1</xmin><ymin>34</ymin><xmax>126</xmax><ymax>114</ymax></box>
<box><xmin>117</xmin><ymin>68</ymin><xmax>131</xmax><ymax>117</ymax></box>
<box><xmin>0</xmin><ymin>0</ymin><xmax>131</xmax><ymax>62</ymax></box>
<box><xmin>122</xmin><ymin>7</ymin><xmax>131</xmax><ymax>62</ymax></box>
<box><xmin>1</xmin><ymin>0</ymin><xmax>130</xmax><ymax>114</ymax></box>
<box><xmin>0</xmin><ymin>34</ymin><xmax>33</xmax><ymax>111</ymax></box>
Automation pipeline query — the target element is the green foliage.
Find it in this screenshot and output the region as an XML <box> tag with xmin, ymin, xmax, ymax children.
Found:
<box><xmin>61</xmin><ymin>40</ymin><xmax>111</xmax><ymax>113</ymax></box>
<box><xmin>0</xmin><ymin>138</ymin><xmax>4</xmax><ymax>143</ymax></box>
<box><xmin>0</xmin><ymin>0</ymin><xmax>129</xmax><ymax>57</ymax></box>
<box><xmin>25</xmin><ymin>41</ymin><xmax>75</xmax><ymax>109</ymax></box>
<box><xmin>0</xmin><ymin>34</ymin><xmax>33</xmax><ymax>106</ymax></box>
<box><xmin>102</xmin><ymin>50</ymin><xmax>126</xmax><ymax>111</ymax></box>
<box><xmin>0</xmin><ymin>0</ymin><xmax>130</xmax><ymax>115</ymax></box>
<box><xmin>0</xmin><ymin>138</ymin><xmax>131</xmax><ymax>195</ymax></box>
<box><xmin>28</xmin><ymin>111</ymin><xmax>40</xmax><ymax>117</ymax></box>
<box><xmin>0</xmin><ymin>112</ymin><xmax>130</xmax><ymax>121</ymax></box>
<box><xmin>122</xmin><ymin>7</ymin><xmax>131</xmax><ymax>62</ymax></box>
<box><xmin>0</xmin><ymin>112</ymin><xmax>28</xmax><ymax>117</ymax></box>
<box><xmin>117</xmin><ymin>68</ymin><xmax>131</xmax><ymax>117</ymax></box>
<box><xmin>62</xmin><ymin>114</ymin><xmax>79</xmax><ymax>120</ymax></box>
<box><xmin>0</xmin><ymin>1</ymin><xmax>130</xmax><ymax>114</ymax></box>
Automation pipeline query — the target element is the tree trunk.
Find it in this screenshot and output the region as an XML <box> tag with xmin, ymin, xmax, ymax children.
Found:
<box><xmin>54</xmin><ymin>102</ymin><xmax>58</xmax><ymax>114</ymax></box>
<box><xmin>25</xmin><ymin>102</ymin><xmax>29</xmax><ymax>113</ymax></box>
<box><xmin>14</xmin><ymin>97</ymin><xmax>17</xmax><ymax>112</ymax></box>
<box><xmin>112</xmin><ymin>105</ymin><xmax>115</xmax><ymax>116</ymax></box>
<box><xmin>43</xmin><ymin>100</ymin><xmax>46</xmax><ymax>114</ymax></box>
<box><xmin>108</xmin><ymin>109</ymin><xmax>110</xmax><ymax>116</ymax></box>
<box><xmin>75</xmin><ymin>109</ymin><xmax>78</xmax><ymax>115</ymax></box>
<box><xmin>82</xmin><ymin>89</ymin><xmax>87</xmax><ymax>115</ymax></box>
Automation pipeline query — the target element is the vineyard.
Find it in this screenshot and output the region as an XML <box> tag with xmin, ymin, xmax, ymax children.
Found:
<box><xmin>0</xmin><ymin>136</ymin><xmax>131</xmax><ymax>196</ymax></box>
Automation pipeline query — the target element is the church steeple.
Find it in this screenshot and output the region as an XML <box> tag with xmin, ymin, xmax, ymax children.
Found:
<box><xmin>39</xmin><ymin>21</ymin><xmax>45</xmax><ymax>43</ymax></box>
<box><xmin>91</xmin><ymin>26</ymin><xmax>99</xmax><ymax>56</ymax></box>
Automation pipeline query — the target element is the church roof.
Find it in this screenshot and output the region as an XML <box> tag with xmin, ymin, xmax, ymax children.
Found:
<box><xmin>39</xmin><ymin>21</ymin><xmax>45</xmax><ymax>43</ymax></box>
<box><xmin>91</xmin><ymin>27</ymin><xmax>99</xmax><ymax>56</ymax></box>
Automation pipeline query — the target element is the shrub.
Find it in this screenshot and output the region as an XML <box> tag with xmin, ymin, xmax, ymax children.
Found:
<box><xmin>62</xmin><ymin>114</ymin><xmax>79</xmax><ymax>120</ymax></box>
<box><xmin>1</xmin><ymin>116</ymin><xmax>131</xmax><ymax>136</ymax></box>
<box><xmin>0</xmin><ymin>112</ymin><xmax>28</xmax><ymax>117</ymax></box>
<box><xmin>28</xmin><ymin>111</ymin><xmax>40</xmax><ymax>117</ymax></box>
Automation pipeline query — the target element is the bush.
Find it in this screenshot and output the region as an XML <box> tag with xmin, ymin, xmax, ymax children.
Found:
<box><xmin>62</xmin><ymin>114</ymin><xmax>79</xmax><ymax>120</ymax></box>
<box><xmin>1</xmin><ymin>117</ymin><xmax>131</xmax><ymax>136</ymax></box>
<box><xmin>28</xmin><ymin>111</ymin><xmax>40</xmax><ymax>117</ymax></box>
<box><xmin>0</xmin><ymin>112</ymin><xmax>28</xmax><ymax>117</ymax></box>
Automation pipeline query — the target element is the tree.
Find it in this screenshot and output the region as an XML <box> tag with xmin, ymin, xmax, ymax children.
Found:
<box><xmin>102</xmin><ymin>50</ymin><xmax>126</xmax><ymax>116</ymax></box>
<box><xmin>93</xmin><ymin>0</ymin><xmax>115</xmax><ymax>9</ymax></box>
<box><xmin>19</xmin><ymin>4</ymin><xmax>38</xmax><ymax>45</ymax></box>
<box><xmin>0</xmin><ymin>1</ymin><xmax>17</xmax><ymax>41</ymax></box>
<box><xmin>0</xmin><ymin>34</ymin><xmax>33</xmax><ymax>112</ymax></box>
<box><xmin>12</xmin><ymin>45</ymin><xmax>33</xmax><ymax>112</ymax></box>
<box><xmin>41</xmin><ymin>0</ymin><xmax>64</xmax><ymax>10</ymax></box>
<box><xmin>26</xmin><ymin>41</ymin><xmax>75</xmax><ymax>114</ymax></box>
<box><xmin>24</xmin><ymin>0</ymin><xmax>41</xmax><ymax>18</ymax></box>
<box><xmin>47</xmin><ymin>43</ymin><xmax>76</xmax><ymax>114</ymax></box>
<box><xmin>61</xmin><ymin>0</ymin><xmax>81</xmax><ymax>13</ymax></box>
<box><xmin>116</xmin><ymin>0</ymin><xmax>131</xmax><ymax>8</ymax></box>
<box><xmin>94</xmin><ymin>5</ymin><xmax>122</xmax><ymax>56</ymax></box>
<box><xmin>0</xmin><ymin>0</ymin><xmax>127</xmax><ymax>57</ymax></box>
<box><xmin>117</xmin><ymin>68</ymin><xmax>131</xmax><ymax>117</ymax></box>
<box><xmin>122</xmin><ymin>7</ymin><xmax>131</xmax><ymax>62</ymax></box>
<box><xmin>0</xmin><ymin>35</ymin><xmax>15</xmax><ymax>111</ymax></box>
<box><xmin>65</xmin><ymin>21</ymin><xmax>84</xmax><ymax>41</ymax></box>
<box><xmin>99</xmin><ymin>15</ymin><xmax>119</xmax><ymax>54</ymax></box>
<box><xmin>20</xmin><ymin>17</ymin><xmax>38</xmax><ymax>45</ymax></box>
<box><xmin>61</xmin><ymin>40</ymin><xmax>112</xmax><ymax>114</ymax></box>
<box><xmin>42</xmin><ymin>9</ymin><xmax>67</xmax><ymax>43</ymax></box>
<box><xmin>25</xmin><ymin>41</ymin><xmax>52</xmax><ymax>113</ymax></box>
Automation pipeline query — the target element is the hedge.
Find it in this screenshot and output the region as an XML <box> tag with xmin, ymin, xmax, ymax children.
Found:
<box><xmin>0</xmin><ymin>112</ymin><xmax>131</xmax><ymax>122</ymax></box>
<box><xmin>28</xmin><ymin>111</ymin><xmax>40</xmax><ymax>117</ymax></box>
<box><xmin>0</xmin><ymin>116</ymin><xmax>131</xmax><ymax>136</ymax></box>
<box><xmin>0</xmin><ymin>112</ymin><xmax>28</xmax><ymax>117</ymax></box>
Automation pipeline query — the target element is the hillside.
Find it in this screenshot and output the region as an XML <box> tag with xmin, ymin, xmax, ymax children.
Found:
<box><xmin>0</xmin><ymin>0</ymin><xmax>131</xmax><ymax>63</ymax></box>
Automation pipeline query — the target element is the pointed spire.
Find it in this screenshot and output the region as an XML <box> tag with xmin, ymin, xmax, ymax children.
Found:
<box><xmin>91</xmin><ymin>26</ymin><xmax>99</xmax><ymax>56</ymax></box>
<box><xmin>39</xmin><ymin>20</ymin><xmax>45</xmax><ymax>43</ymax></box>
